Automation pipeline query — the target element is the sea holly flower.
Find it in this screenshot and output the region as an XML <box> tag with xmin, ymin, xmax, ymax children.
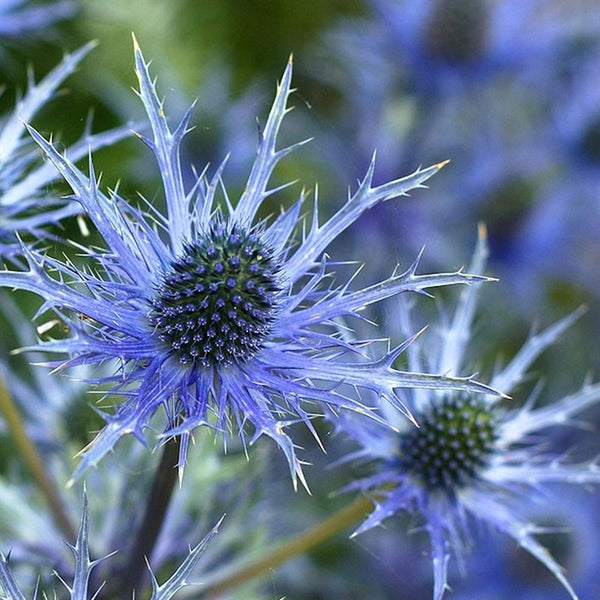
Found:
<box><xmin>337</xmin><ymin>229</ymin><xmax>600</xmax><ymax>599</ymax></box>
<box><xmin>0</xmin><ymin>36</ymin><xmax>500</xmax><ymax>487</ymax></box>
<box><xmin>0</xmin><ymin>493</ymin><xmax>221</xmax><ymax>600</ymax></box>
<box><xmin>365</xmin><ymin>0</ymin><xmax>595</xmax><ymax>96</ymax></box>
<box><xmin>0</xmin><ymin>42</ymin><xmax>132</xmax><ymax>257</ymax></box>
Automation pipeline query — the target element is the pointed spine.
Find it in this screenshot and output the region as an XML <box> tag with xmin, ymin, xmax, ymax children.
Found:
<box><xmin>149</xmin><ymin>518</ymin><xmax>223</xmax><ymax>600</ymax></box>
<box><xmin>233</xmin><ymin>56</ymin><xmax>296</xmax><ymax>227</ymax></box>
<box><xmin>3</xmin><ymin>123</ymin><xmax>134</xmax><ymax>208</ymax></box>
<box><xmin>438</xmin><ymin>223</ymin><xmax>490</xmax><ymax>376</ymax></box>
<box><xmin>285</xmin><ymin>159</ymin><xmax>448</xmax><ymax>283</ymax></box>
<box><xmin>0</xmin><ymin>554</ymin><xmax>28</xmax><ymax>600</ymax></box>
<box><xmin>0</xmin><ymin>42</ymin><xmax>97</xmax><ymax>166</ymax></box>
<box><xmin>491</xmin><ymin>306</ymin><xmax>587</xmax><ymax>394</ymax></box>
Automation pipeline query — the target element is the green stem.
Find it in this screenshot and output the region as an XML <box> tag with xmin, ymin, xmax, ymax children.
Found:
<box><xmin>0</xmin><ymin>375</ymin><xmax>76</xmax><ymax>541</ymax></box>
<box><xmin>201</xmin><ymin>494</ymin><xmax>374</xmax><ymax>599</ymax></box>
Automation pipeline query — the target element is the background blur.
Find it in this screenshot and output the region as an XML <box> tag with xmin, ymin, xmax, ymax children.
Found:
<box><xmin>1</xmin><ymin>1</ymin><xmax>599</xmax><ymax>598</ymax></box>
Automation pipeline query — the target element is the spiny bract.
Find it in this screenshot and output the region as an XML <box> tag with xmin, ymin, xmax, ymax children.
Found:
<box><xmin>0</xmin><ymin>493</ymin><xmax>221</xmax><ymax>600</ymax></box>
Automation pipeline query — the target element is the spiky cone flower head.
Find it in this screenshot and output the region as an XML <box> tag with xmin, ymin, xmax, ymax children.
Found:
<box><xmin>0</xmin><ymin>492</ymin><xmax>222</xmax><ymax>600</ymax></box>
<box><xmin>0</xmin><ymin>36</ymin><xmax>501</xmax><ymax>487</ymax></box>
<box><xmin>0</xmin><ymin>42</ymin><xmax>132</xmax><ymax>258</ymax></box>
<box><xmin>337</xmin><ymin>227</ymin><xmax>600</xmax><ymax>600</ymax></box>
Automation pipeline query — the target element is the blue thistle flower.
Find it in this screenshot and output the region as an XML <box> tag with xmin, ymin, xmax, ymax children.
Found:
<box><xmin>337</xmin><ymin>228</ymin><xmax>600</xmax><ymax>599</ymax></box>
<box><xmin>0</xmin><ymin>42</ymin><xmax>132</xmax><ymax>257</ymax></box>
<box><xmin>0</xmin><ymin>37</ymin><xmax>500</xmax><ymax>486</ymax></box>
<box><xmin>367</xmin><ymin>0</ymin><xmax>591</xmax><ymax>96</ymax></box>
<box><xmin>0</xmin><ymin>493</ymin><xmax>221</xmax><ymax>600</ymax></box>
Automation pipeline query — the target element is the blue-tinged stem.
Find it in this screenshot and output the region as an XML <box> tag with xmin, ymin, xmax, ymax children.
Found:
<box><xmin>0</xmin><ymin>376</ymin><xmax>76</xmax><ymax>541</ymax></box>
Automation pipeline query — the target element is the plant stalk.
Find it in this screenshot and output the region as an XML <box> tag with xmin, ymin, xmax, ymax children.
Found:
<box><xmin>115</xmin><ymin>435</ymin><xmax>182</xmax><ymax>598</ymax></box>
<box><xmin>201</xmin><ymin>494</ymin><xmax>374</xmax><ymax>599</ymax></box>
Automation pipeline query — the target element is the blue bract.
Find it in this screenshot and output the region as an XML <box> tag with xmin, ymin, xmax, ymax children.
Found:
<box><xmin>0</xmin><ymin>36</ymin><xmax>500</xmax><ymax>487</ymax></box>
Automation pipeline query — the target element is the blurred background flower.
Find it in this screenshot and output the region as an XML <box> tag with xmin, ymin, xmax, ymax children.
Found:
<box><xmin>326</xmin><ymin>231</ymin><xmax>600</xmax><ymax>599</ymax></box>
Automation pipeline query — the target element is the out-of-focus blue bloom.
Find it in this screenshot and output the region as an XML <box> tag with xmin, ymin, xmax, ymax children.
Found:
<box><xmin>307</xmin><ymin>0</ymin><xmax>600</xmax><ymax>293</ymax></box>
<box><xmin>311</xmin><ymin>0</ymin><xmax>591</xmax><ymax>166</ymax></box>
<box><xmin>337</xmin><ymin>229</ymin><xmax>600</xmax><ymax>599</ymax></box>
<box><xmin>0</xmin><ymin>0</ymin><xmax>76</xmax><ymax>41</ymax></box>
<box><xmin>368</xmin><ymin>0</ymin><xmax>596</xmax><ymax>97</ymax></box>
<box><xmin>0</xmin><ymin>42</ymin><xmax>132</xmax><ymax>257</ymax></box>
<box><xmin>0</xmin><ymin>38</ymin><xmax>500</xmax><ymax>487</ymax></box>
<box><xmin>0</xmin><ymin>493</ymin><xmax>221</xmax><ymax>600</ymax></box>
<box><xmin>509</xmin><ymin>43</ymin><xmax>600</xmax><ymax>298</ymax></box>
<box><xmin>550</xmin><ymin>45</ymin><xmax>600</xmax><ymax>172</ymax></box>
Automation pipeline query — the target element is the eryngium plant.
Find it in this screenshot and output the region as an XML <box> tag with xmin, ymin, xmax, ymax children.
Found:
<box><xmin>0</xmin><ymin>36</ymin><xmax>500</xmax><ymax>488</ymax></box>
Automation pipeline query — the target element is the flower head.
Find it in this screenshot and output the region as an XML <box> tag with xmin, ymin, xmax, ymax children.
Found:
<box><xmin>0</xmin><ymin>37</ymin><xmax>499</xmax><ymax>487</ymax></box>
<box><xmin>0</xmin><ymin>42</ymin><xmax>131</xmax><ymax>257</ymax></box>
<box><xmin>338</xmin><ymin>228</ymin><xmax>600</xmax><ymax>599</ymax></box>
<box><xmin>368</xmin><ymin>0</ymin><xmax>591</xmax><ymax>96</ymax></box>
